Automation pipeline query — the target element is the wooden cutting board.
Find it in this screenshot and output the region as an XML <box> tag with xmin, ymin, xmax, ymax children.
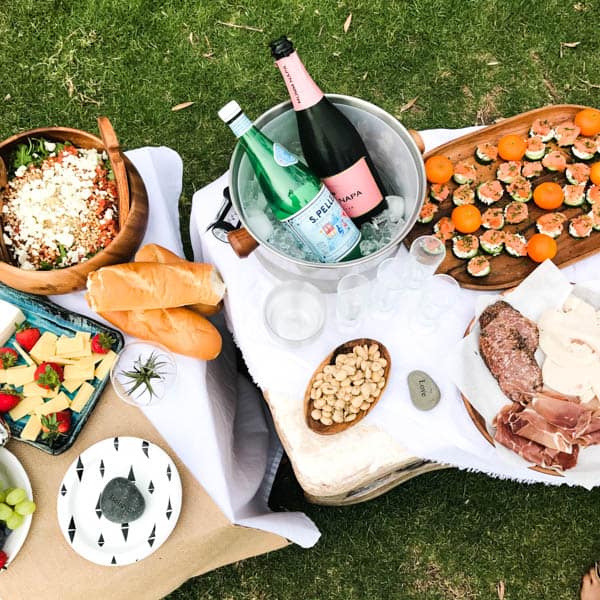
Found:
<box><xmin>404</xmin><ymin>104</ymin><xmax>598</xmax><ymax>290</ymax></box>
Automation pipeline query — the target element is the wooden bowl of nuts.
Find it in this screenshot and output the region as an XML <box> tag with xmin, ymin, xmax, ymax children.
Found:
<box><xmin>304</xmin><ymin>339</ymin><xmax>391</xmax><ymax>435</ymax></box>
<box><xmin>0</xmin><ymin>122</ymin><xmax>148</xmax><ymax>295</ymax></box>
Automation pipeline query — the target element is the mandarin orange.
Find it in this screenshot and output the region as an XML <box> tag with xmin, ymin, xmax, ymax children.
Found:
<box><xmin>425</xmin><ymin>155</ymin><xmax>453</xmax><ymax>184</ymax></box>
<box><xmin>451</xmin><ymin>204</ymin><xmax>481</xmax><ymax>233</ymax></box>
<box><xmin>497</xmin><ymin>134</ymin><xmax>527</xmax><ymax>161</ymax></box>
<box><xmin>527</xmin><ymin>233</ymin><xmax>557</xmax><ymax>263</ymax></box>
<box><xmin>574</xmin><ymin>108</ymin><xmax>600</xmax><ymax>137</ymax></box>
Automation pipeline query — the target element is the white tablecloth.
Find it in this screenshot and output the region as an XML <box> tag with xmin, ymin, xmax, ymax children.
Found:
<box><xmin>191</xmin><ymin>126</ymin><xmax>600</xmax><ymax>491</ymax></box>
<box><xmin>50</xmin><ymin>147</ymin><xmax>321</xmax><ymax>549</ymax></box>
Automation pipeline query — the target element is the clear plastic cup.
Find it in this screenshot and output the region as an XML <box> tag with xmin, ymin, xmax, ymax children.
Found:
<box><xmin>263</xmin><ymin>280</ymin><xmax>326</xmax><ymax>345</ymax></box>
<box><xmin>410</xmin><ymin>274</ymin><xmax>460</xmax><ymax>335</ymax></box>
<box><xmin>405</xmin><ymin>235</ymin><xmax>446</xmax><ymax>289</ymax></box>
<box><xmin>336</xmin><ymin>274</ymin><xmax>370</xmax><ymax>329</ymax></box>
<box><xmin>371</xmin><ymin>257</ymin><xmax>406</xmax><ymax>317</ymax></box>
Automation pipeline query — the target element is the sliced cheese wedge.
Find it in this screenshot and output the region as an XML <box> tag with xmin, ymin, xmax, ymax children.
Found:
<box><xmin>30</xmin><ymin>332</ymin><xmax>58</xmax><ymax>364</ymax></box>
<box><xmin>62</xmin><ymin>379</ymin><xmax>85</xmax><ymax>394</ymax></box>
<box><xmin>44</xmin><ymin>356</ymin><xmax>78</xmax><ymax>366</ymax></box>
<box><xmin>20</xmin><ymin>414</ymin><xmax>42</xmax><ymax>441</ymax></box>
<box><xmin>35</xmin><ymin>392</ymin><xmax>71</xmax><ymax>416</ymax></box>
<box><xmin>64</xmin><ymin>362</ymin><xmax>95</xmax><ymax>382</ymax></box>
<box><xmin>94</xmin><ymin>351</ymin><xmax>117</xmax><ymax>381</ymax></box>
<box><xmin>70</xmin><ymin>382</ymin><xmax>95</xmax><ymax>413</ymax></box>
<box><xmin>5</xmin><ymin>365</ymin><xmax>36</xmax><ymax>387</ymax></box>
<box><xmin>10</xmin><ymin>395</ymin><xmax>44</xmax><ymax>421</ymax></box>
<box><xmin>11</xmin><ymin>341</ymin><xmax>35</xmax><ymax>366</ymax></box>
<box><xmin>56</xmin><ymin>334</ymin><xmax>85</xmax><ymax>357</ymax></box>
<box><xmin>22</xmin><ymin>381</ymin><xmax>59</xmax><ymax>399</ymax></box>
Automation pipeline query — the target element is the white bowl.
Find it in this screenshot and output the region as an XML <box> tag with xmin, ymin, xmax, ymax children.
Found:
<box><xmin>0</xmin><ymin>447</ymin><xmax>33</xmax><ymax>568</ymax></box>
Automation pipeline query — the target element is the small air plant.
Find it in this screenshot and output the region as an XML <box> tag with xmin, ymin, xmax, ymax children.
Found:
<box><xmin>120</xmin><ymin>351</ymin><xmax>170</xmax><ymax>402</ymax></box>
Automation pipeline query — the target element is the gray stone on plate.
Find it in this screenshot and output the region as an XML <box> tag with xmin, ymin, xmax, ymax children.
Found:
<box><xmin>100</xmin><ymin>477</ymin><xmax>145</xmax><ymax>523</ymax></box>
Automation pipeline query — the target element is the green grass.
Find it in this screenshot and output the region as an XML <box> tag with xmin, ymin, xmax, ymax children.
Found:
<box><xmin>2</xmin><ymin>1</ymin><xmax>600</xmax><ymax>597</ymax></box>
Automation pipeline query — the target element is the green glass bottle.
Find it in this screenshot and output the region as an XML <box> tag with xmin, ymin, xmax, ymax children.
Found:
<box><xmin>218</xmin><ymin>101</ymin><xmax>361</xmax><ymax>263</ymax></box>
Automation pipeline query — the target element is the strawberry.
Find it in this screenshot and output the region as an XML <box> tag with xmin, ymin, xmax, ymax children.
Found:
<box><xmin>91</xmin><ymin>333</ymin><xmax>115</xmax><ymax>354</ymax></box>
<box><xmin>0</xmin><ymin>386</ymin><xmax>22</xmax><ymax>412</ymax></box>
<box><xmin>15</xmin><ymin>322</ymin><xmax>40</xmax><ymax>352</ymax></box>
<box><xmin>0</xmin><ymin>348</ymin><xmax>18</xmax><ymax>369</ymax></box>
<box><xmin>0</xmin><ymin>550</ymin><xmax>7</xmax><ymax>569</ymax></box>
<box><xmin>41</xmin><ymin>411</ymin><xmax>71</xmax><ymax>443</ymax></box>
<box><xmin>34</xmin><ymin>362</ymin><xmax>64</xmax><ymax>390</ymax></box>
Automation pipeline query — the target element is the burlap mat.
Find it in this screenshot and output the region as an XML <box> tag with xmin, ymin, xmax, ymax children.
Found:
<box><xmin>0</xmin><ymin>386</ymin><xmax>288</xmax><ymax>600</ymax></box>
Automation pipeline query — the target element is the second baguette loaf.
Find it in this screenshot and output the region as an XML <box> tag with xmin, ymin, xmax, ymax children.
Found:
<box><xmin>100</xmin><ymin>308</ymin><xmax>222</xmax><ymax>360</ymax></box>
<box><xmin>134</xmin><ymin>244</ymin><xmax>223</xmax><ymax>317</ymax></box>
<box><xmin>86</xmin><ymin>262</ymin><xmax>225</xmax><ymax>312</ymax></box>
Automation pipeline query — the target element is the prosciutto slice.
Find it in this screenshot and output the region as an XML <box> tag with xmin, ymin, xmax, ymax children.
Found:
<box><xmin>531</xmin><ymin>393</ymin><xmax>592</xmax><ymax>434</ymax></box>
<box><xmin>510</xmin><ymin>406</ymin><xmax>573</xmax><ymax>453</ymax></box>
<box><xmin>494</xmin><ymin>403</ymin><xmax>579</xmax><ymax>470</ymax></box>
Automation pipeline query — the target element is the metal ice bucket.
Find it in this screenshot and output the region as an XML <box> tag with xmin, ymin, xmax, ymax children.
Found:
<box><xmin>228</xmin><ymin>94</ymin><xmax>427</xmax><ymax>292</ymax></box>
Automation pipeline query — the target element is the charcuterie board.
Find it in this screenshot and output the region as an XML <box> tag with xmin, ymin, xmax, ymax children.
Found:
<box><xmin>460</xmin><ymin>314</ymin><xmax>562</xmax><ymax>477</ymax></box>
<box><xmin>405</xmin><ymin>104</ymin><xmax>599</xmax><ymax>290</ymax></box>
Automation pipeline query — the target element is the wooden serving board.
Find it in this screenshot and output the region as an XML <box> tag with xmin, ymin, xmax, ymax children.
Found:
<box><xmin>404</xmin><ymin>104</ymin><xmax>598</xmax><ymax>290</ymax></box>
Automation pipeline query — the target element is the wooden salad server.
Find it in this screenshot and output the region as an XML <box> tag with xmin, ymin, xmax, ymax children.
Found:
<box><xmin>0</xmin><ymin>156</ymin><xmax>12</xmax><ymax>263</ymax></box>
<box><xmin>97</xmin><ymin>116</ymin><xmax>130</xmax><ymax>228</ymax></box>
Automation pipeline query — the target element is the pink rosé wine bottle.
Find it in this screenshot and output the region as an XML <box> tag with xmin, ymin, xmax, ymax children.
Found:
<box><xmin>270</xmin><ymin>35</ymin><xmax>388</xmax><ymax>227</ymax></box>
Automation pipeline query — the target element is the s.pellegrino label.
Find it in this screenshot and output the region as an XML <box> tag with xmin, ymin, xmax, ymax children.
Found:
<box><xmin>282</xmin><ymin>185</ymin><xmax>360</xmax><ymax>262</ymax></box>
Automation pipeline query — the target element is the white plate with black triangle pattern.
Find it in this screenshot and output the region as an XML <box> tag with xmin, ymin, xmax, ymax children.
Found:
<box><xmin>57</xmin><ymin>436</ymin><xmax>182</xmax><ymax>566</ymax></box>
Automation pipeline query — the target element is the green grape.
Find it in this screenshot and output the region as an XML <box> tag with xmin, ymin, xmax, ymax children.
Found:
<box><xmin>0</xmin><ymin>503</ymin><xmax>13</xmax><ymax>521</ymax></box>
<box><xmin>6</xmin><ymin>488</ymin><xmax>27</xmax><ymax>506</ymax></box>
<box><xmin>0</xmin><ymin>490</ymin><xmax>6</xmax><ymax>504</ymax></box>
<box><xmin>14</xmin><ymin>500</ymin><xmax>36</xmax><ymax>516</ymax></box>
<box><xmin>6</xmin><ymin>512</ymin><xmax>24</xmax><ymax>530</ymax></box>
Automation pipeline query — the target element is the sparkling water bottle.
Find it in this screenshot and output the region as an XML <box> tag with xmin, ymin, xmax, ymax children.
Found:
<box><xmin>218</xmin><ymin>100</ymin><xmax>361</xmax><ymax>263</ymax></box>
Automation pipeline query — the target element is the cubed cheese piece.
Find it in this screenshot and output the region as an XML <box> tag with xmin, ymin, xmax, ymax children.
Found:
<box><xmin>62</xmin><ymin>379</ymin><xmax>85</xmax><ymax>394</ymax></box>
<box><xmin>20</xmin><ymin>414</ymin><xmax>42</xmax><ymax>441</ymax></box>
<box><xmin>35</xmin><ymin>392</ymin><xmax>70</xmax><ymax>416</ymax></box>
<box><xmin>5</xmin><ymin>365</ymin><xmax>36</xmax><ymax>387</ymax></box>
<box><xmin>22</xmin><ymin>381</ymin><xmax>59</xmax><ymax>399</ymax></box>
<box><xmin>94</xmin><ymin>351</ymin><xmax>117</xmax><ymax>381</ymax></box>
<box><xmin>30</xmin><ymin>332</ymin><xmax>58</xmax><ymax>364</ymax></box>
<box><xmin>56</xmin><ymin>334</ymin><xmax>85</xmax><ymax>357</ymax></box>
<box><xmin>70</xmin><ymin>382</ymin><xmax>95</xmax><ymax>413</ymax></box>
<box><xmin>0</xmin><ymin>300</ymin><xmax>25</xmax><ymax>346</ymax></box>
<box><xmin>91</xmin><ymin>353</ymin><xmax>107</xmax><ymax>364</ymax></box>
<box><xmin>11</xmin><ymin>341</ymin><xmax>35</xmax><ymax>366</ymax></box>
<box><xmin>10</xmin><ymin>395</ymin><xmax>44</xmax><ymax>421</ymax></box>
<box><xmin>64</xmin><ymin>362</ymin><xmax>95</xmax><ymax>381</ymax></box>
<box><xmin>0</xmin><ymin>369</ymin><xmax>6</xmax><ymax>384</ymax></box>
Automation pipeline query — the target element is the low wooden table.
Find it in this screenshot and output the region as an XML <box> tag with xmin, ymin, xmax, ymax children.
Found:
<box><xmin>0</xmin><ymin>387</ymin><xmax>287</xmax><ymax>600</ymax></box>
<box><xmin>264</xmin><ymin>390</ymin><xmax>448</xmax><ymax>506</ymax></box>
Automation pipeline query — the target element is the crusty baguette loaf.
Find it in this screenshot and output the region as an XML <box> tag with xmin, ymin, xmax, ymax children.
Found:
<box><xmin>86</xmin><ymin>262</ymin><xmax>225</xmax><ymax>312</ymax></box>
<box><xmin>100</xmin><ymin>308</ymin><xmax>222</xmax><ymax>360</ymax></box>
<box><xmin>134</xmin><ymin>244</ymin><xmax>223</xmax><ymax>317</ymax></box>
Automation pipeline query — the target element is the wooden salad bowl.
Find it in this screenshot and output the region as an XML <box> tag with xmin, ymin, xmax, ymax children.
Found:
<box><xmin>405</xmin><ymin>104</ymin><xmax>598</xmax><ymax>291</ymax></box>
<box><xmin>0</xmin><ymin>123</ymin><xmax>149</xmax><ymax>295</ymax></box>
<box><xmin>304</xmin><ymin>338</ymin><xmax>391</xmax><ymax>435</ymax></box>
